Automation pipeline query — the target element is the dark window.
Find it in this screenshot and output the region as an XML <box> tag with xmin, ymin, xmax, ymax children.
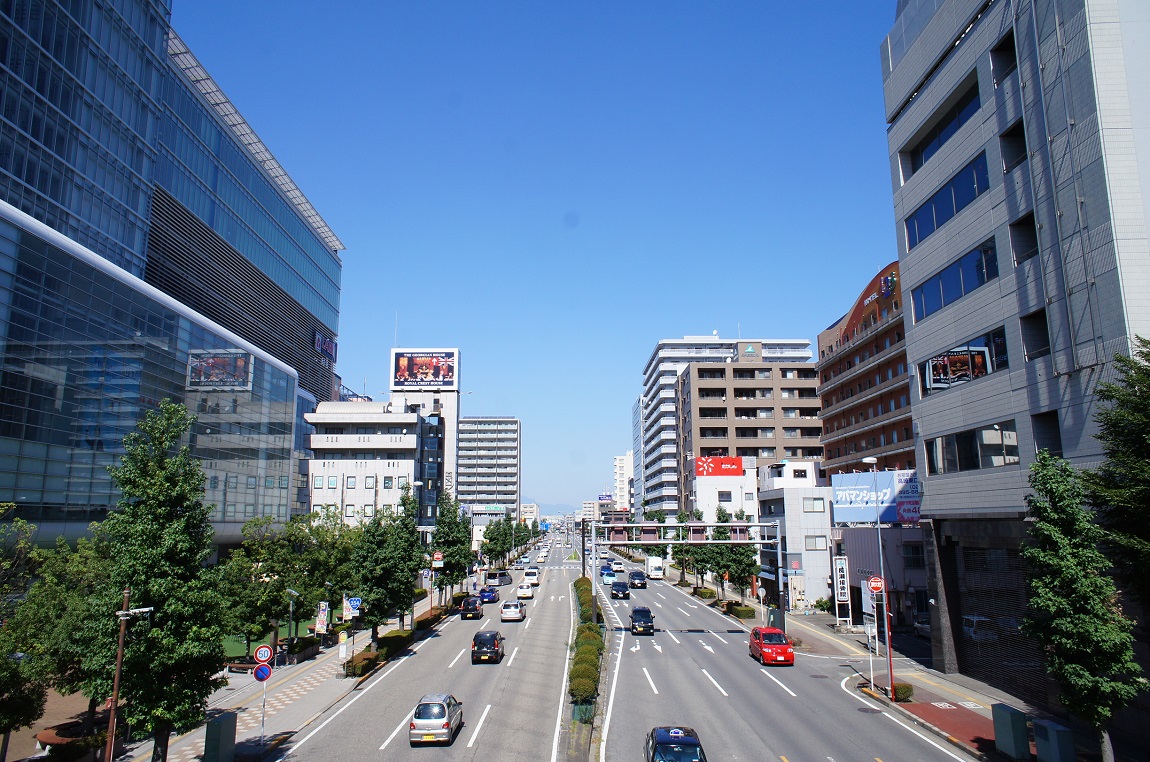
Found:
<box><xmin>909</xmin><ymin>78</ymin><xmax>980</xmax><ymax>174</ymax></box>
<box><xmin>911</xmin><ymin>240</ymin><xmax>998</xmax><ymax>321</ymax></box>
<box><xmin>1020</xmin><ymin>309</ymin><xmax>1051</xmax><ymax>360</ymax></box>
<box><xmin>1010</xmin><ymin>213</ymin><xmax>1039</xmax><ymax>265</ymax></box>
<box><xmin>906</xmin><ymin>154</ymin><xmax>990</xmax><ymax>249</ymax></box>
<box><xmin>992</xmin><ymin>30</ymin><xmax>1018</xmax><ymax>86</ymax></box>
<box><xmin>1000</xmin><ymin>120</ymin><xmax>1028</xmax><ymax>173</ymax></box>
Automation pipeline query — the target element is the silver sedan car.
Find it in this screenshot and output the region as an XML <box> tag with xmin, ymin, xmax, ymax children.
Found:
<box><xmin>409</xmin><ymin>693</ymin><xmax>464</xmax><ymax>746</ymax></box>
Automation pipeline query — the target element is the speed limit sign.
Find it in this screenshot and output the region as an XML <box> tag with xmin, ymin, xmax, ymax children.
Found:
<box><xmin>254</xmin><ymin>644</ymin><xmax>274</xmax><ymax>664</ymax></box>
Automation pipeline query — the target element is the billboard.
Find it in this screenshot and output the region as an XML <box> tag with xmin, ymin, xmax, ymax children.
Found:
<box><xmin>390</xmin><ymin>349</ymin><xmax>458</xmax><ymax>390</ymax></box>
<box><xmin>694</xmin><ymin>457</ymin><xmax>743</xmax><ymax>477</ymax></box>
<box><xmin>187</xmin><ymin>350</ymin><xmax>253</xmax><ymax>391</ymax></box>
<box><xmin>925</xmin><ymin>346</ymin><xmax>990</xmax><ymax>392</ymax></box>
<box><xmin>831</xmin><ymin>469</ymin><xmax>920</xmax><ymax>524</ymax></box>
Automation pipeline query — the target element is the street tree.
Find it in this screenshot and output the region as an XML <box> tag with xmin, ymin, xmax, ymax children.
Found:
<box><xmin>1082</xmin><ymin>335</ymin><xmax>1150</xmax><ymax>609</ymax></box>
<box><xmin>482</xmin><ymin>518</ymin><xmax>512</xmax><ymax>567</ymax></box>
<box><xmin>1021</xmin><ymin>451</ymin><xmax>1146</xmax><ymax>762</ymax></box>
<box><xmin>352</xmin><ymin>512</ymin><xmax>394</xmax><ymax>643</ymax></box>
<box><xmin>380</xmin><ymin>486</ymin><xmax>422</xmax><ymax>630</ymax></box>
<box><xmin>101</xmin><ymin>400</ymin><xmax>228</xmax><ymax>762</ymax></box>
<box><xmin>432</xmin><ymin>491</ymin><xmax>471</xmax><ymax>604</ymax></box>
<box><xmin>531</xmin><ymin>518</ymin><xmax>541</xmax><ymax>539</ymax></box>
<box><xmin>0</xmin><ymin>505</ymin><xmax>45</xmax><ymax>761</ymax></box>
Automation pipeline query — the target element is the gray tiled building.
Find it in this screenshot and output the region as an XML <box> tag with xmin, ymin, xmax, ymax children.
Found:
<box><xmin>883</xmin><ymin>0</ymin><xmax>1150</xmax><ymax>704</ymax></box>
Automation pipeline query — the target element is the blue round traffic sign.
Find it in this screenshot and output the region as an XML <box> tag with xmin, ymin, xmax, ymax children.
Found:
<box><xmin>254</xmin><ymin>663</ymin><xmax>272</xmax><ymax>682</ymax></box>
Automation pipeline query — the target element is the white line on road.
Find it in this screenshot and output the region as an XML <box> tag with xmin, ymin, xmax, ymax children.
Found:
<box><xmin>481</xmin><ymin>617</ymin><xmax>491</xmax><ymax>628</ymax></box>
<box><xmin>507</xmin><ymin>646</ymin><xmax>520</xmax><ymax>666</ymax></box>
<box><xmin>701</xmin><ymin>669</ymin><xmax>728</xmax><ymax>697</ymax></box>
<box><xmin>642</xmin><ymin>667</ymin><xmax>659</xmax><ymax>694</ymax></box>
<box><xmin>653</xmin><ymin>641</ymin><xmax>662</xmax><ymax>652</ymax></box>
<box><xmin>448</xmin><ymin>648</ymin><xmax>466</xmax><ymax>668</ymax></box>
<box><xmin>525</xmin><ymin>617</ymin><xmax>533</xmax><ymax>630</ymax></box>
<box><xmin>837</xmin><ymin>675</ymin><xmax>967</xmax><ymax>760</ymax></box>
<box><xmin>550</xmin><ymin>575</ymin><xmax>578</xmax><ymax>762</ymax></box>
<box><xmin>653</xmin><ymin>601</ymin><xmax>663</xmax><ymax>608</ymax></box>
<box><xmin>656</xmin><ymin>592</ymin><xmax>667</xmax><ymax>599</ymax></box>
<box><xmin>699</xmin><ymin>640</ymin><xmax>714</xmax><ymax>654</ymax></box>
<box><xmin>760</xmin><ymin>667</ymin><xmax>797</xmax><ymax>696</ymax></box>
<box><xmin>709</xmin><ymin>631</ymin><xmax>728</xmax><ymax>644</ymax></box>
<box><xmin>379</xmin><ymin>709</ymin><xmax>414</xmax><ymax>750</ymax></box>
<box><xmin>677</xmin><ymin>607</ymin><xmax>691</xmax><ymax>617</ymax></box>
<box><xmin>466</xmin><ymin>703</ymin><xmax>492</xmax><ymax>748</ymax></box>
<box><xmin>666</xmin><ymin>630</ymin><xmax>681</xmax><ymax>644</ymax></box>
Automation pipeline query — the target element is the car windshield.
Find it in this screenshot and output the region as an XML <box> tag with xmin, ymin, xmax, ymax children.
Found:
<box><xmin>654</xmin><ymin>744</ymin><xmax>704</xmax><ymax>762</ymax></box>
<box><xmin>633</xmin><ymin>611</ymin><xmax>652</xmax><ymax>622</ymax></box>
<box><xmin>475</xmin><ymin>634</ymin><xmax>496</xmax><ymax>646</ymax></box>
<box><xmin>762</xmin><ymin>633</ymin><xmax>788</xmax><ymax>644</ymax></box>
<box><xmin>414</xmin><ymin>703</ymin><xmax>446</xmax><ymax>720</ymax></box>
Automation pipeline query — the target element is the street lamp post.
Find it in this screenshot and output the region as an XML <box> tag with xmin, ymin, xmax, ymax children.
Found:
<box><xmin>286</xmin><ymin>589</ymin><xmax>299</xmax><ymax>650</ymax></box>
<box><xmin>863</xmin><ymin>456</ymin><xmax>896</xmax><ymax>696</ymax></box>
<box><xmin>104</xmin><ymin>588</ymin><xmax>152</xmax><ymax>762</ymax></box>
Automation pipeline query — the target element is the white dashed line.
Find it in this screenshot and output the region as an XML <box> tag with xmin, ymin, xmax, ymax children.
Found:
<box><xmin>466</xmin><ymin>703</ymin><xmax>492</xmax><ymax>748</ymax></box>
<box><xmin>448</xmin><ymin>648</ymin><xmax>466</xmax><ymax>668</ymax></box>
<box><xmin>760</xmin><ymin>668</ymin><xmax>797</xmax><ymax>696</ymax></box>
<box><xmin>701</xmin><ymin>669</ymin><xmax>728</xmax><ymax>697</ymax></box>
<box><xmin>642</xmin><ymin>667</ymin><xmax>659</xmax><ymax>695</ymax></box>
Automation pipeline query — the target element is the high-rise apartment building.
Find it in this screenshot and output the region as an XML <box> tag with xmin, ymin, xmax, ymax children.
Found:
<box><xmin>634</xmin><ymin>336</ymin><xmax>813</xmax><ymax>516</ymax></box>
<box><xmin>457</xmin><ymin>416</ymin><xmax>521</xmax><ymax>518</ymax></box>
<box><xmin>675</xmin><ymin>350</ymin><xmax>822</xmax><ymax>507</ymax></box>
<box><xmin>612</xmin><ymin>451</ymin><xmax>633</xmax><ymax>511</ymax></box>
<box><xmin>817</xmin><ymin>262</ymin><xmax>913</xmax><ymax>473</ymax></box>
<box><xmin>882</xmin><ymin>0</ymin><xmax>1150</xmax><ymax>704</ymax></box>
<box><xmin>0</xmin><ymin>2</ymin><xmax>343</xmax><ymax>543</ymax></box>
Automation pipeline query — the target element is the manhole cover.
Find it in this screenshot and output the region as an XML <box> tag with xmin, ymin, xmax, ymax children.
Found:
<box><xmin>858</xmin><ymin>707</ymin><xmax>882</xmax><ymax>714</ymax></box>
<box><xmin>809</xmin><ymin>674</ymin><xmax>830</xmax><ymax>679</ymax></box>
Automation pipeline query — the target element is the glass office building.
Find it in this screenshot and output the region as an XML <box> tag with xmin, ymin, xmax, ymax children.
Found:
<box><xmin>0</xmin><ymin>2</ymin><xmax>344</xmax><ymax>543</ymax></box>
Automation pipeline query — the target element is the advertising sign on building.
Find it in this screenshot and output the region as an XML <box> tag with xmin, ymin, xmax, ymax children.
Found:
<box><xmin>313</xmin><ymin>330</ymin><xmax>338</xmax><ymax>362</ymax></box>
<box><xmin>186</xmin><ymin>350</ymin><xmax>253</xmax><ymax>391</ymax></box>
<box><xmin>315</xmin><ymin>601</ymin><xmax>329</xmax><ymax>635</ymax></box>
<box><xmin>833</xmin><ymin>556</ymin><xmax>850</xmax><ymax>603</ymax></box>
<box><xmin>390</xmin><ymin>348</ymin><xmax>458</xmax><ymax>390</ymax></box>
<box><xmin>598</xmin><ymin>493</ymin><xmax>613</xmax><ymax>502</ymax></box>
<box><xmin>694</xmin><ymin>457</ymin><xmax>743</xmax><ymax>477</ymax></box>
<box><xmin>830</xmin><ymin>469</ymin><xmax>920</xmax><ymax>524</ymax></box>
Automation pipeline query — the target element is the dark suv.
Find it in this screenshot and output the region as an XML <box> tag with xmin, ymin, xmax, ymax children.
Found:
<box><xmin>610</xmin><ymin>580</ymin><xmax>630</xmax><ymax>599</ymax></box>
<box><xmin>630</xmin><ymin>606</ymin><xmax>655</xmax><ymax>635</ymax></box>
<box><xmin>471</xmin><ymin>630</ymin><xmax>505</xmax><ymax>664</ymax></box>
<box><xmin>460</xmin><ymin>596</ymin><xmax>482</xmax><ymax>620</ymax></box>
<box><xmin>628</xmin><ymin>570</ymin><xmax>647</xmax><ymax>588</ymax></box>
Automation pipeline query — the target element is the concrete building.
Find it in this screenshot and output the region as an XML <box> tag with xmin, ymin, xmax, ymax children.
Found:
<box><xmin>817</xmin><ymin>263</ymin><xmax>914</xmax><ymax>473</ymax></box>
<box><xmin>755</xmin><ymin>462</ymin><xmax>834</xmax><ymax>611</ymax></box>
<box><xmin>613</xmin><ymin>451</ymin><xmax>633</xmax><ymax>511</ymax></box>
<box><xmin>676</xmin><ymin>347</ymin><xmax>822</xmax><ymax>509</ymax></box>
<box><xmin>457</xmin><ymin>416</ymin><xmax>521</xmax><ymax>517</ymax></box>
<box><xmin>0</xmin><ymin>1</ymin><xmax>343</xmax><ymax>544</ymax></box>
<box><xmin>882</xmin><ymin>0</ymin><xmax>1150</xmax><ymax>704</ymax></box>
<box><xmin>519</xmin><ymin>503</ymin><xmax>539</xmax><ymax>527</ymax></box>
<box><xmin>635</xmin><ymin>336</ymin><xmax>813</xmax><ymax>517</ymax></box>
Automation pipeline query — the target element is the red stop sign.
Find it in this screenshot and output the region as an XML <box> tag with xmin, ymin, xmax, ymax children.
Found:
<box><xmin>867</xmin><ymin>576</ymin><xmax>885</xmax><ymax>593</ymax></box>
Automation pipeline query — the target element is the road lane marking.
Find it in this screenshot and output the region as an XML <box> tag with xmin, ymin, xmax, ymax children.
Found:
<box><xmin>379</xmin><ymin>709</ymin><xmax>414</xmax><ymax>750</ymax></box>
<box><xmin>656</xmin><ymin>592</ymin><xmax>667</xmax><ymax>599</ymax></box>
<box><xmin>506</xmin><ymin>646</ymin><xmax>520</xmax><ymax>666</ymax></box>
<box><xmin>448</xmin><ymin>648</ymin><xmax>466</xmax><ymax>668</ymax></box>
<box><xmin>701</xmin><ymin>669</ymin><xmax>728</xmax><ymax>696</ymax></box>
<box><xmin>653</xmin><ymin>601</ymin><xmax>663</xmax><ymax>608</ymax></box>
<box><xmin>481</xmin><ymin>617</ymin><xmax>491</xmax><ymax>628</ymax></box>
<box><xmin>677</xmin><ymin>607</ymin><xmax>691</xmax><ymax>617</ymax></box>
<box><xmin>525</xmin><ymin>618</ymin><xmax>533</xmax><ymax>630</ymax></box>
<box><xmin>709</xmin><ymin>631</ymin><xmax>728</xmax><ymax>644</ymax></box>
<box><xmin>550</xmin><ymin>570</ymin><xmax>579</xmax><ymax>762</ymax></box>
<box><xmin>466</xmin><ymin>703</ymin><xmax>492</xmax><ymax>748</ymax></box>
<box><xmin>653</xmin><ymin>641</ymin><xmax>662</xmax><ymax>652</ymax></box>
<box><xmin>642</xmin><ymin>667</ymin><xmax>658</xmax><ymax>694</ymax></box>
<box><xmin>630</xmin><ymin>640</ymin><xmax>640</xmax><ymax>652</ymax></box>
<box><xmin>759</xmin><ymin>667</ymin><xmax>797</xmax><ymax>696</ymax></box>
<box><xmin>699</xmin><ymin>640</ymin><xmax>714</xmax><ymax>654</ymax></box>
<box><xmin>666</xmin><ymin>630</ymin><xmax>681</xmax><ymax>644</ymax></box>
<box><xmin>837</xmin><ymin>675</ymin><xmax>967</xmax><ymax>760</ymax></box>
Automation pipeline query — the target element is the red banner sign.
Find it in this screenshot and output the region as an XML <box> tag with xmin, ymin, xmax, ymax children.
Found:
<box><xmin>694</xmin><ymin>457</ymin><xmax>743</xmax><ymax>477</ymax></box>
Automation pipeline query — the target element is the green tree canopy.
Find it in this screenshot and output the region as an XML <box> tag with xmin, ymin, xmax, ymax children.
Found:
<box><xmin>378</xmin><ymin>486</ymin><xmax>422</xmax><ymax>629</ymax></box>
<box><xmin>1083</xmin><ymin>335</ymin><xmax>1150</xmax><ymax>609</ymax></box>
<box><xmin>1022</xmin><ymin>451</ymin><xmax>1146</xmax><ymax>762</ymax></box>
<box><xmin>0</xmin><ymin>507</ymin><xmax>45</xmax><ymax>760</ymax></box>
<box><xmin>432</xmin><ymin>491</ymin><xmax>471</xmax><ymax>602</ymax></box>
<box><xmin>101</xmin><ymin>400</ymin><xmax>228</xmax><ymax>762</ymax></box>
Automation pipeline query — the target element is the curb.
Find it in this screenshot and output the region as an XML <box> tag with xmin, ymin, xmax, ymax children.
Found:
<box><xmin>857</xmin><ymin>684</ymin><xmax>990</xmax><ymax>761</ymax></box>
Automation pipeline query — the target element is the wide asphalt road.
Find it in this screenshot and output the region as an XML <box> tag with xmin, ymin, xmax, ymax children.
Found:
<box><xmin>279</xmin><ymin>542</ymin><xmax>578</xmax><ymax>761</ymax></box>
<box><xmin>594</xmin><ymin>550</ymin><xmax>979</xmax><ymax>762</ymax></box>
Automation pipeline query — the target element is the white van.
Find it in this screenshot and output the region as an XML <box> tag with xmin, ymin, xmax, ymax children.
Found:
<box><xmin>645</xmin><ymin>557</ymin><xmax>664</xmax><ymax>580</ymax></box>
<box><xmin>523</xmin><ymin>568</ymin><xmax>540</xmax><ymax>586</ymax></box>
<box><xmin>961</xmin><ymin>615</ymin><xmax>998</xmax><ymax>643</ymax></box>
<box><xmin>484</xmin><ymin>570</ymin><xmax>513</xmax><ymax>587</ymax></box>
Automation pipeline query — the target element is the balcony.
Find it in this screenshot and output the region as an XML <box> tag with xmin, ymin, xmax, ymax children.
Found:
<box><xmin>309</xmin><ymin>433</ymin><xmax>417</xmax><ymax>450</ymax></box>
<box><xmin>821</xmin><ymin>406</ymin><xmax>913</xmax><ymax>447</ymax></box>
<box><xmin>819</xmin><ymin>372</ymin><xmax>910</xmax><ymax>418</ymax></box>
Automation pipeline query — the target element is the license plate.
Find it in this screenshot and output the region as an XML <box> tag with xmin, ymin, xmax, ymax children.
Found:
<box><xmin>776</xmin><ymin>655</ymin><xmax>786</xmax><ymax>661</ymax></box>
<box><xmin>480</xmin><ymin>655</ymin><xmax>489</xmax><ymax>660</ymax></box>
<box><xmin>422</xmin><ymin>735</ymin><xmax>436</xmax><ymax>741</ymax></box>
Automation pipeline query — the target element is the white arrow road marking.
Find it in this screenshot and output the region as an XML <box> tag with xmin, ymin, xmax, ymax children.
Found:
<box><xmin>665</xmin><ymin>630</ymin><xmax>681</xmax><ymax>644</ymax></box>
<box><xmin>559</xmin><ymin>596</ymin><xmax>565</xmax><ymax>601</ymax></box>
<box><xmin>448</xmin><ymin>648</ymin><xmax>466</xmax><ymax>668</ymax></box>
<box><xmin>701</xmin><ymin>669</ymin><xmax>728</xmax><ymax>696</ymax></box>
<box><xmin>677</xmin><ymin>607</ymin><xmax>691</xmax><ymax>617</ymax></box>
<box><xmin>630</xmin><ymin>641</ymin><xmax>640</xmax><ymax>653</ymax></box>
<box><xmin>550</xmin><ymin>595</ymin><xmax>555</xmax><ymax>601</ymax></box>
<box><xmin>760</xmin><ymin>667</ymin><xmax>797</xmax><ymax>696</ymax></box>
<box><xmin>699</xmin><ymin>640</ymin><xmax>714</xmax><ymax>654</ymax></box>
<box><xmin>467</xmin><ymin>703</ymin><xmax>492</xmax><ymax>748</ymax></box>
<box><xmin>380</xmin><ymin>709</ymin><xmax>415</xmax><ymax>749</ymax></box>
<box><xmin>643</xmin><ymin>667</ymin><xmax>659</xmax><ymax>694</ymax></box>
<box><xmin>709</xmin><ymin>631</ymin><xmax>728</xmax><ymax>645</ymax></box>
<box><xmin>653</xmin><ymin>641</ymin><xmax>662</xmax><ymax>652</ymax></box>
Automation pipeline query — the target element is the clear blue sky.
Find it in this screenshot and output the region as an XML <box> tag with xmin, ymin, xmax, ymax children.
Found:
<box><xmin>171</xmin><ymin>3</ymin><xmax>898</xmax><ymax>512</ymax></box>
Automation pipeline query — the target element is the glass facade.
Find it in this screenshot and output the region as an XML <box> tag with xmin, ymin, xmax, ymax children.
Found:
<box><xmin>0</xmin><ymin>0</ymin><xmax>170</xmax><ymax>274</ymax></box>
<box><xmin>0</xmin><ymin>203</ymin><xmax>296</xmax><ymax>538</ymax></box>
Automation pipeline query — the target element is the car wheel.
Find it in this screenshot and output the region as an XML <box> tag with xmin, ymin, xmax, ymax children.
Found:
<box><xmin>758</xmin><ymin>650</ymin><xmax>765</xmax><ymax>666</ymax></box>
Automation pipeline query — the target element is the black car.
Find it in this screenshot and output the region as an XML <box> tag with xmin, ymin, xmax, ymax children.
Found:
<box><xmin>610</xmin><ymin>580</ymin><xmax>630</xmax><ymax>599</ymax></box>
<box><xmin>630</xmin><ymin>606</ymin><xmax>655</xmax><ymax>635</ymax></box>
<box><xmin>628</xmin><ymin>570</ymin><xmax>647</xmax><ymax>589</ymax></box>
<box><xmin>460</xmin><ymin>596</ymin><xmax>483</xmax><ymax>620</ymax></box>
<box><xmin>471</xmin><ymin>630</ymin><xmax>505</xmax><ymax>664</ymax></box>
<box><xmin>645</xmin><ymin>726</ymin><xmax>707</xmax><ymax>762</ymax></box>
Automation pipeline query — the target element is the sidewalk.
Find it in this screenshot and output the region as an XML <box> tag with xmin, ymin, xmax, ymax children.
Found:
<box><xmin>661</xmin><ymin>562</ymin><xmax>1138</xmax><ymax>762</ymax></box>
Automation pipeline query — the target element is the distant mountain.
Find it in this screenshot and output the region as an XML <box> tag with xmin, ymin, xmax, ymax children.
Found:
<box><xmin>523</xmin><ymin>499</ymin><xmax>578</xmax><ymax>518</ymax></box>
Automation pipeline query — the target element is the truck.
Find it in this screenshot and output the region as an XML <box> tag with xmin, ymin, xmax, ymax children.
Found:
<box><xmin>645</xmin><ymin>556</ymin><xmax>664</xmax><ymax>580</ymax></box>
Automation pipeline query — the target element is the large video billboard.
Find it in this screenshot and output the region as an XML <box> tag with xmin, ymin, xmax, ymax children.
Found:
<box><xmin>187</xmin><ymin>350</ymin><xmax>253</xmax><ymax>391</ymax></box>
<box><xmin>390</xmin><ymin>349</ymin><xmax>458</xmax><ymax>390</ymax></box>
<box><xmin>831</xmin><ymin>469</ymin><xmax>920</xmax><ymax>524</ymax></box>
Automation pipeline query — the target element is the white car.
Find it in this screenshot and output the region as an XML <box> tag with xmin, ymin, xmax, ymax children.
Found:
<box><xmin>516</xmin><ymin>583</ymin><xmax>534</xmax><ymax>599</ymax></box>
<box><xmin>611</xmin><ymin>560</ymin><xmax>625</xmax><ymax>573</ymax></box>
<box><xmin>523</xmin><ymin>568</ymin><xmax>540</xmax><ymax>586</ymax></box>
<box><xmin>500</xmin><ymin>600</ymin><xmax>527</xmax><ymax>622</ymax></box>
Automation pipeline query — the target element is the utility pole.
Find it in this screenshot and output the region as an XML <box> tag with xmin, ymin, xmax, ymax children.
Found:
<box><xmin>105</xmin><ymin>588</ymin><xmax>152</xmax><ymax>762</ymax></box>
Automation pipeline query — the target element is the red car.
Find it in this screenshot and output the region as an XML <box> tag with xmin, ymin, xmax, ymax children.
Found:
<box><xmin>749</xmin><ymin>627</ymin><xmax>794</xmax><ymax>666</ymax></box>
